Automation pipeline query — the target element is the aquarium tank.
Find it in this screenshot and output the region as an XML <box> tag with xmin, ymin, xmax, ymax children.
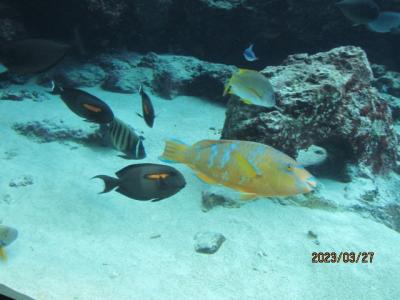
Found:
<box><xmin>1</xmin><ymin>0</ymin><xmax>400</xmax><ymax>299</ymax></box>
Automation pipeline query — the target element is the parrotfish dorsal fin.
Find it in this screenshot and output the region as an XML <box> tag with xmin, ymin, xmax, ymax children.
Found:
<box><xmin>115</xmin><ymin>163</ymin><xmax>151</xmax><ymax>177</ymax></box>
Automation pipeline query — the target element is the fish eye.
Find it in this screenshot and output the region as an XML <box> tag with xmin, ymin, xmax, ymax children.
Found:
<box><xmin>287</xmin><ymin>164</ymin><xmax>294</xmax><ymax>171</ymax></box>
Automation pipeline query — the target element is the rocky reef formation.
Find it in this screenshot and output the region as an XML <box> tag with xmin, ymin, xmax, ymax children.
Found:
<box><xmin>2</xmin><ymin>0</ymin><xmax>400</xmax><ymax>69</ymax></box>
<box><xmin>38</xmin><ymin>52</ymin><xmax>235</xmax><ymax>101</ymax></box>
<box><xmin>222</xmin><ymin>46</ymin><xmax>398</xmax><ymax>177</ymax></box>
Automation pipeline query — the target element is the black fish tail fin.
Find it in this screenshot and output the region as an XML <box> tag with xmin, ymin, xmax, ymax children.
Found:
<box><xmin>92</xmin><ymin>175</ymin><xmax>119</xmax><ymax>193</ymax></box>
<box><xmin>50</xmin><ymin>80</ymin><xmax>63</xmax><ymax>95</ymax></box>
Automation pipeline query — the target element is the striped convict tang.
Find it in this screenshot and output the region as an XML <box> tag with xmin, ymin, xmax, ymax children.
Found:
<box><xmin>108</xmin><ymin>118</ymin><xmax>146</xmax><ymax>159</ymax></box>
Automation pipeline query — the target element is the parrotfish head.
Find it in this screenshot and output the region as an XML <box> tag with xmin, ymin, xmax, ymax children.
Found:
<box><xmin>272</xmin><ymin>162</ymin><xmax>317</xmax><ymax>196</ymax></box>
<box><xmin>290</xmin><ymin>163</ymin><xmax>317</xmax><ymax>193</ymax></box>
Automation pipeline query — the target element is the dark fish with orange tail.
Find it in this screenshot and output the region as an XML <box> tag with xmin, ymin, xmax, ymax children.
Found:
<box><xmin>51</xmin><ymin>81</ymin><xmax>114</xmax><ymax>123</ymax></box>
<box><xmin>0</xmin><ymin>39</ymin><xmax>70</xmax><ymax>74</ymax></box>
<box><xmin>93</xmin><ymin>163</ymin><xmax>186</xmax><ymax>201</ymax></box>
<box><xmin>137</xmin><ymin>85</ymin><xmax>155</xmax><ymax>128</ymax></box>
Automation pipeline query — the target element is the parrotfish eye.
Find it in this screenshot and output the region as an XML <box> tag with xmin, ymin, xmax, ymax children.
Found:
<box><xmin>287</xmin><ymin>163</ymin><xmax>294</xmax><ymax>172</ymax></box>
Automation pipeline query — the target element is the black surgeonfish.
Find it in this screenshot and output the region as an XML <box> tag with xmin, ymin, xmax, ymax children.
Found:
<box><xmin>93</xmin><ymin>163</ymin><xmax>186</xmax><ymax>201</ymax></box>
<box><xmin>51</xmin><ymin>81</ymin><xmax>114</xmax><ymax>123</ymax></box>
<box><xmin>107</xmin><ymin>117</ymin><xmax>146</xmax><ymax>159</ymax></box>
<box><xmin>138</xmin><ymin>85</ymin><xmax>155</xmax><ymax>128</ymax></box>
<box><xmin>335</xmin><ymin>0</ymin><xmax>379</xmax><ymax>25</ymax></box>
<box><xmin>0</xmin><ymin>39</ymin><xmax>70</xmax><ymax>74</ymax></box>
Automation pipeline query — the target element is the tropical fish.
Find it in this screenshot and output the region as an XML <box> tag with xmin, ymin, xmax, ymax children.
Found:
<box><xmin>138</xmin><ymin>85</ymin><xmax>155</xmax><ymax>128</ymax></box>
<box><xmin>335</xmin><ymin>0</ymin><xmax>379</xmax><ymax>25</ymax></box>
<box><xmin>243</xmin><ymin>44</ymin><xmax>258</xmax><ymax>62</ymax></box>
<box><xmin>160</xmin><ymin>139</ymin><xmax>316</xmax><ymax>199</ymax></box>
<box><xmin>0</xmin><ymin>39</ymin><xmax>70</xmax><ymax>74</ymax></box>
<box><xmin>93</xmin><ymin>163</ymin><xmax>186</xmax><ymax>201</ymax></box>
<box><xmin>224</xmin><ymin>69</ymin><xmax>275</xmax><ymax>108</ymax></box>
<box><xmin>107</xmin><ymin>118</ymin><xmax>146</xmax><ymax>159</ymax></box>
<box><xmin>0</xmin><ymin>225</ymin><xmax>18</xmax><ymax>261</ymax></box>
<box><xmin>51</xmin><ymin>81</ymin><xmax>114</xmax><ymax>123</ymax></box>
<box><xmin>367</xmin><ymin>11</ymin><xmax>400</xmax><ymax>33</ymax></box>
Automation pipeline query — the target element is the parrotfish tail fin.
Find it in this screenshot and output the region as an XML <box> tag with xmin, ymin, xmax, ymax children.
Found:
<box><xmin>50</xmin><ymin>80</ymin><xmax>63</xmax><ymax>95</ymax></box>
<box><xmin>92</xmin><ymin>175</ymin><xmax>119</xmax><ymax>194</ymax></box>
<box><xmin>159</xmin><ymin>139</ymin><xmax>189</xmax><ymax>164</ymax></box>
<box><xmin>0</xmin><ymin>247</ymin><xmax>7</xmax><ymax>262</ymax></box>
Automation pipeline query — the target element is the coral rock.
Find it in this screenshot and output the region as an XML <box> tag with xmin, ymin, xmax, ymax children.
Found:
<box><xmin>221</xmin><ymin>46</ymin><xmax>398</xmax><ymax>175</ymax></box>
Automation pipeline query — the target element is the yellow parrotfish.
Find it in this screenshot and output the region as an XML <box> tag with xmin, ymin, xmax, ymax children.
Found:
<box><xmin>160</xmin><ymin>139</ymin><xmax>317</xmax><ymax>199</ymax></box>
<box><xmin>224</xmin><ymin>68</ymin><xmax>275</xmax><ymax>108</ymax></box>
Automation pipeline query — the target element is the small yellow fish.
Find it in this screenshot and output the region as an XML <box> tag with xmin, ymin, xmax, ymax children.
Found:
<box><xmin>224</xmin><ymin>69</ymin><xmax>275</xmax><ymax>108</ymax></box>
<box><xmin>0</xmin><ymin>225</ymin><xmax>18</xmax><ymax>262</ymax></box>
<box><xmin>160</xmin><ymin>139</ymin><xmax>316</xmax><ymax>199</ymax></box>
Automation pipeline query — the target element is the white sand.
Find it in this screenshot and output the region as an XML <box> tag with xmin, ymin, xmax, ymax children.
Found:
<box><xmin>1</xmin><ymin>85</ymin><xmax>400</xmax><ymax>299</ymax></box>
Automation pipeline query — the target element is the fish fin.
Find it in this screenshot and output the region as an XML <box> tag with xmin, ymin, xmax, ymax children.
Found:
<box><xmin>0</xmin><ymin>247</ymin><xmax>7</xmax><ymax>261</ymax></box>
<box><xmin>159</xmin><ymin>139</ymin><xmax>189</xmax><ymax>163</ymax></box>
<box><xmin>49</xmin><ymin>80</ymin><xmax>63</xmax><ymax>95</ymax></box>
<box><xmin>136</xmin><ymin>112</ymin><xmax>143</xmax><ymax>118</ymax></box>
<box><xmin>240</xmin><ymin>193</ymin><xmax>258</xmax><ymax>201</ymax></box>
<box><xmin>241</xmin><ymin>99</ymin><xmax>253</xmax><ymax>105</ymax></box>
<box><xmin>248</xmin><ymin>87</ymin><xmax>263</xmax><ymax>99</ymax></box>
<box><xmin>0</xmin><ymin>63</ymin><xmax>8</xmax><ymax>74</ymax></box>
<box><xmin>231</xmin><ymin>151</ymin><xmax>259</xmax><ymax>178</ymax></box>
<box><xmin>92</xmin><ymin>175</ymin><xmax>119</xmax><ymax>193</ymax></box>
<box><xmin>195</xmin><ymin>172</ymin><xmax>218</xmax><ymax>185</ymax></box>
<box><xmin>118</xmin><ymin>154</ymin><xmax>133</xmax><ymax>159</ymax></box>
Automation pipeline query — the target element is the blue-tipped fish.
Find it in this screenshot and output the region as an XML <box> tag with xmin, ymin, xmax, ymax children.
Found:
<box><xmin>367</xmin><ymin>11</ymin><xmax>400</xmax><ymax>33</ymax></box>
<box><xmin>0</xmin><ymin>225</ymin><xmax>18</xmax><ymax>261</ymax></box>
<box><xmin>243</xmin><ymin>44</ymin><xmax>258</xmax><ymax>62</ymax></box>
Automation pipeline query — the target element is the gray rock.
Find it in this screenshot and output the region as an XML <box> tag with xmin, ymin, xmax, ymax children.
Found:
<box><xmin>52</xmin><ymin>64</ymin><xmax>107</xmax><ymax>87</ymax></box>
<box><xmin>372</xmin><ymin>64</ymin><xmax>400</xmax><ymax>121</ymax></box>
<box><xmin>221</xmin><ymin>46</ymin><xmax>398</xmax><ymax>176</ymax></box>
<box><xmin>102</xmin><ymin>67</ymin><xmax>153</xmax><ymax>93</ymax></box>
<box><xmin>194</xmin><ymin>231</ymin><xmax>226</xmax><ymax>254</ymax></box>
<box><xmin>12</xmin><ymin>119</ymin><xmax>104</xmax><ymax>146</ymax></box>
<box><xmin>201</xmin><ymin>190</ymin><xmax>242</xmax><ymax>212</ymax></box>
<box><xmin>99</xmin><ymin>52</ymin><xmax>235</xmax><ymax>101</ymax></box>
<box><xmin>9</xmin><ymin>175</ymin><xmax>33</xmax><ymax>187</ymax></box>
<box><xmin>0</xmin><ymin>88</ymin><xmax>50</xmax><ymax>102</ymax></box>
<box><xmin>296</xmin><ymin>145</ymin><xmax>328</xmax><ymax>167</ymax></box>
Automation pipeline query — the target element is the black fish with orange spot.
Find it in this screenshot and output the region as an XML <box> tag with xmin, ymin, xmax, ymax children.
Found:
<box><xmin>51</xmin><ymin>81</ymin><xmax>114</xmax><ymax>124</ymax></box>
<box><xmin>93</xmin><ymin>163</ymin><xmax>186</xmax><ymax>201</ymax></box>
<box><xmin>138</xmin><ymin>85</ymin><xmax>155</xmax><ymax>128</ymax></box>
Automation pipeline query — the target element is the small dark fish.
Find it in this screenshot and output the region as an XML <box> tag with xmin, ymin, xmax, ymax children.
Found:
<box><xmin>93</xmin><ymin>163</ymin><xmax>186</xmax><ymax>201</ymax></box>
<box><xmin>138</xmin><ymin>85</ymin><xmax>155</xmax><ymax>128</ymax></box>
<box><xmin>51</xmin><ymin>81</ymin><xmax>114</xmax><ymax>124</ymax></box>
<box><xmin>0</xmin><ymin>39</ymin><xmax>70</xmax><ymax>74</ymax></box>
<box><xmin>335</xmin><ymin>0</ymin><xmax>379</xmax><ymax>25</ymax></box>
<box><xmin>107</xmin><ymin>118</ymin><xmax>146</xmax><ymax>159</ymax></box>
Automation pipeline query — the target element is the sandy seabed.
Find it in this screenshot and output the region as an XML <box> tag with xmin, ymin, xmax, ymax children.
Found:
<box><xmin>1</xmin><ymin>84</ymin><xmax>400</xmax><ymax>300</ymax></box>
